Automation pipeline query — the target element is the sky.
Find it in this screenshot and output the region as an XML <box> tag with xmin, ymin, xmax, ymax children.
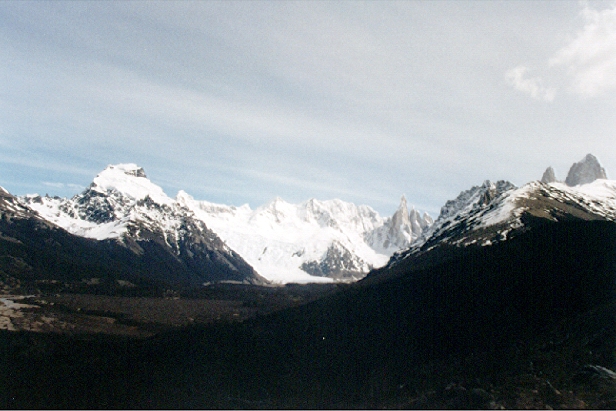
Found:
<box><xmin>2</xmin><ymin>1</ymin><xmax>616</xmax><ymax>218</ymax></box>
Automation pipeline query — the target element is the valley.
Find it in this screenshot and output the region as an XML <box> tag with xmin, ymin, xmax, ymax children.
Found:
<box><xmin>3</xmin><ymin>220</ymin><xmax>616</xmax><ymax>409</ymax></box>
<box><xmin>0</xmin><ymin>283</ymin><xmax>345</xmax><ymax>337</ymax></box>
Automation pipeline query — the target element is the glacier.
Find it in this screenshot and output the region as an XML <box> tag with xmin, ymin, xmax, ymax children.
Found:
<box><xmin>177</xmin><ymin>192</ymin><xmax>432</xmax><ymax>284</ymax></box>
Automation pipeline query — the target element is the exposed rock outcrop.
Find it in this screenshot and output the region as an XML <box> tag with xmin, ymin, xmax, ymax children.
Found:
<box><xmin>541</xmin><ymin>166</ymin><xmax>558</xmax><ymax>184</ymax></box>
<box><xmin>565</xmin><ymin>154</ymin><xmax>607</xmax><ymax>186</ymax></box>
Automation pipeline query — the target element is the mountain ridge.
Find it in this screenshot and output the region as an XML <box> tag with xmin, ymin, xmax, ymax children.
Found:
<box><xmin>381</xmin><ymin>153</ymin><xmax>614</xmax><ymax>275</ymax></box>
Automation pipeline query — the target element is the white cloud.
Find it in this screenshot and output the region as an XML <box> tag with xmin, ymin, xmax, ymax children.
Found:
<box><xmin>42</xmin><ymin>182</ymin><xmax>84</xmax><ymax>190</ymax></box>
<box><xmin>508</xmin><ymin>2</ymin><xmax>616</xmax><ymax>100</ymax></box>
<box><xmin>549</xmin><ymin>2</ymin><xmax>616</xmax><ymax>97</ymax></box>
<box><xmin>505</xmin><ymin>65</ymin><xmax>556</xmax><ymax>101</ymax></box>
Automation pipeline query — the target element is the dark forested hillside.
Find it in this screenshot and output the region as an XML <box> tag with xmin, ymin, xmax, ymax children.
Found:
<box><xmin>0</xmin><ymin>209</ymin><xmax>261</xmax><ymax>296</ymax></box>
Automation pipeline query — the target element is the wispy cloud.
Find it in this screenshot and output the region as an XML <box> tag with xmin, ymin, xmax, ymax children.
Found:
<box><xmin>42</xmin><ymin>182</ymin><xmax>84</xmax><ymax>191</ymax></box>
<box><xmin>549</xmin><ymin>2</ymin><xmax>616</xmax><ymax>97</ymax></box>
<box><xmin>5</xmin><ymin>1</ymin><xmax>616</xmax><ymax>216</ymax></box>
<box><xmin>508</xmin><ymin>2</ymin><xmax>616</xmax><ymax>100</ymax></box>
<box><xmin>505</xmin><ymin>65</ymin><xmax>556</xmax><ymax>101</ymax></box>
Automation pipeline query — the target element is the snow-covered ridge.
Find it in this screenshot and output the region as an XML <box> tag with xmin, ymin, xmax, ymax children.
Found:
<box><xmin>394</xmin><ymin>154</ymin><xmax>615</xmax><ymax>262</ymax></box>
<box><xmin>0</xmin><ymin>185</ymin><xmax>44</xmax><ymax>221</ymax></box>
<box><xmin>403</xmin><ymin>179</ymin><xmax>519</xmax><ymax>252</ymax></box>
<box><xmin>388</xmin><ymin>174</ymin><xmax>616</xmax><ymax>268</ymax></box>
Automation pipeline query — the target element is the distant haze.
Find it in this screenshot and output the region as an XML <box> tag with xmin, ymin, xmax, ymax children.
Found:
<box><xmin>2</xmin><ymin>1</ymin><xmax>616</xmax><ymax>216</ymax></box>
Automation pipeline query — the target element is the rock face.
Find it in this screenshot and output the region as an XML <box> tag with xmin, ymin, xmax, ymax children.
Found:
<box><xmin>541</xmin><ymin>166</ymin><xmax>558</xmax><ymax>184</ymax></box>
<box><xmin>565</xmin><ymin>154</ymin><xmax>607</xmax><ymax>186</ymax></box>
<box><xmin>300</xmin><ymin>241</ymin><xmax>367</xmax><ymax>280</ymax></box>
<box><xmin>383</xmin><ymin>195</ymin><xmax>413</xmax><ymax>249</ymax></box>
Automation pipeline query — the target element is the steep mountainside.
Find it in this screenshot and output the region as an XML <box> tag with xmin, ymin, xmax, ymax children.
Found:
<box><xmin>19</xmin><ymin>164</ymin><xmax>264</xmax><ymax>286</ymax></box>
<box><xmin>0</xmin><ymin>185</ymin><xmax>201</xmax><ymax>292</ymax></box>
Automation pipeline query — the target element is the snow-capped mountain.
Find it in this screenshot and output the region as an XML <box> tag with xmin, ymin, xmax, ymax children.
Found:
<box><xmin>20</xmin><ymin>163</ymin><xmax>432</xmax><ymax>284</ymax></box>
<box><xmin>387</xmin><ymin>154</ymin><xmax>616</xmax><ymax>269</ymax></box>
<box><xmin>177</xmin><ymin>193</ymin><xmax>433</xmax><ymax>283</ymax></box>
<box><xmin>20</xmin><ymin>164</ymin><xmax>265</xmax><ymax>285</ymax></box>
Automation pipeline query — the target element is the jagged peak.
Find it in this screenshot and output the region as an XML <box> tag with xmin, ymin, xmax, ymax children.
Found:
<box><xmin>392</xmin><ymin>195</ymin><xmax>410</xmax><ymax>219</ymax></box>
<box><xmin>438</xmin><ymin>180</ymin><xmax>516</xmax><ymax>221</ymax></box>
<box><xmin>541</xmin><ymin>166</ymin><xmax>558</xmax><ymax>184</ymax></box>
<box><xmin>422</xmin><ymin>212</ymin><xmax>434</xmax><ymax>224</ymax></box>
<box><xmin>264</xmin><ymin>196</ymin><xmax>289</xmax><ymax>209</ymax></box>
<box><xmin>176</xmin><ymin>190</ymin><xmax>193</xmax><ymax>202</ymax></box>
<box><xmin>565</xmin><ymin>153</ymin><xmax>608</xmax><ymax>186</ymax></box>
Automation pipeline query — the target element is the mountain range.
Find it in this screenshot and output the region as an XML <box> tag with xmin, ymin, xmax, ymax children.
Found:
<box><xmin>1</xmin><ymin>153</ymin><xmax>611</xmax><ymax>290</ymax></box>
<box><xmin>2</xmin><ymin>164</ymin><xmax>264</xmax><ymax>291</ymax></box>
<box><xmin>18</xmin><ymin>163</ymin><xmax>432</xmax><ymax>284</ymax></box>
<box><xmin>180</xmin><ymin>152</ymin><xmax>616</xmax><ymax>407</ymax></box>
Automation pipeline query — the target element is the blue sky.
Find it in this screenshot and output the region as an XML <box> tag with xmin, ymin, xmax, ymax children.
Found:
<box><xmin>2</xmin><ymin>1</ymin><xmax>616</xmax><ymax>217</ymax></box>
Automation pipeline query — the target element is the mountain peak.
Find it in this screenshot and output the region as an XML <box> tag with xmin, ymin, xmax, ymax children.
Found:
<box><xmin>393</xmin><ymin>195</ymin><xmax>410</xmax><ymax>222</ymax></box>
<box><xmin>88</xmin><ymin>163</ymin><xmax>173</xmax><ymax>206</ymax></box>
<box><xmin>565</xmin><ymin>153</ymin><xmax>607</xmax><ymax>186</ymax></box>
<box><xmin>541</xmin><ymin>166</ymin><xmax>558</xmax><ymax>184</ymax></box>
<box><xmin>438</xmin><ymin>180</ymin><xmax>516</xmax><ymax>221</ymax></box>
<box><xmin>398</xmin><ymin>195</ymin><xmax>408</xmax><ymax>211</ymax></box>
<box><xmin>104</xmin><ymin>163</ymin><xmax>147</xmax><ymax>178</ymax></box>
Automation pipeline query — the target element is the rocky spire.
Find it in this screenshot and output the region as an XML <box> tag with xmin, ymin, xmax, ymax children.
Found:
<box><xmin>409</xmin><ymin>207</ymin><xmax>425</xmax><ymax>236</ymax></box>
<box><xmin>565</xmin><ymin>154</ymin><xmax>607</xmax><ymax>186</ymax></box>
<box><xmin>541</xmin><ymin>166</ymin><xmax>557</xmax><ymax>184</ymax></box>
<box><xmin>390</xmin><ymin>195</ymin><xmax>411</xmax><ymax>232</ymax></box>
